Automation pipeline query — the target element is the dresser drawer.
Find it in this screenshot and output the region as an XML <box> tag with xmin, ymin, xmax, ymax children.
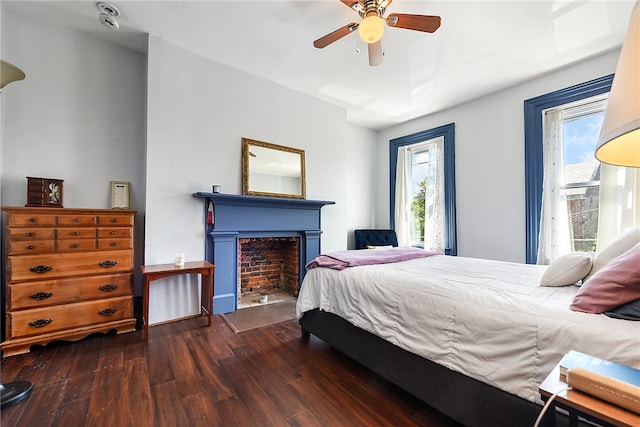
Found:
<box><xmin>8</xmin><ymin>273</ymin><xmax>132</xmax><ymax>309</ymax></box>
<box><xmin>57</xmin><ymin>214</ymin><xmax>96</xmax><ymax>226</ymax></box>
<box><xmin>8</xmin><ymin>296</ymin><xmax>133</xmax><ymax>338</ymax></box>
<box><xmin>97</xmin><ymin>238</ymin><xmax>132</xmax><ymax>250</ymax></box>
<box><xmin>8</xmin><ymin>250</ymin><xmax>133</xmax><ymax>282</ymax></box>
<box><xmin>56</xmin><ymin>239</ymin><xmax>97</xmax><ymax>251</ymax></box>
<box><xmin>97</xmin><ymin>228</ymin><xmax>131</xmax><ymax>238</ymax></box>
<box><xmin>9</xmin><ymin>214</ymin><xmax>57</xmax><ymax>226</ymax></box>
<box><xmin>97</xmin><ymin>214</ymin><xmax>133</xmax><ymax>227</ymax></box>
<box><xmin>8</xmin><ymin>240</ymin><xmax>56</xmax><ymax>255</ymax></box>
<box><xmin>8</xmin><ymin>227</ymin><xmax>56</xmax><ymax>242</ymax></box>
<box><xmin>57</xmin><ymin>228</ymin><xmax>96</xmax><ymax>239</ymax></box>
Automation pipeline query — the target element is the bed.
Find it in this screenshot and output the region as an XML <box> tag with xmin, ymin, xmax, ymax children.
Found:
<box><xmin>296</xmin><ymin>246</ymin><xmax>640</xmax><ymax>426</ymax></box>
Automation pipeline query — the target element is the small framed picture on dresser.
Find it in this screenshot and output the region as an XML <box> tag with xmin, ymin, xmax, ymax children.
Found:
<box><xmin>110</xmin><ymin>181</ymin><xmax>130</xmax><ymax>209</ymax></box>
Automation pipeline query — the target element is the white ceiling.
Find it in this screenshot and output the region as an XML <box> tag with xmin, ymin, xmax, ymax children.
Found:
<box><xmin>4</xmin><ymin>0</ymin><xmax>637</xmax><ymax>130</ymax></box>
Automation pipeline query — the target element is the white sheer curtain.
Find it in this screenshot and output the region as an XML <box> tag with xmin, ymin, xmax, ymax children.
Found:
<box><xmin>395</xmin><ymin>146</ymin><xmax>412</xmax><ymax>246</ymax></box>
<box><xmin>538</xmin><ymin>108</ymin><xmax>571</xmax><ymax>264</ymax></box>
<box><xmin>597</xmin><ymin>164</ymin><xmax>640</xmax><ymax>248</ymax></box>
<box><xmin>394</xmin><ymin>139</ymin><xmax>445</xmax><ymax>250</ymax></box>
<box><xmin>423</xmin><ymin>140</ymin><xmax>445</xmax><ymax>252</ymax></box>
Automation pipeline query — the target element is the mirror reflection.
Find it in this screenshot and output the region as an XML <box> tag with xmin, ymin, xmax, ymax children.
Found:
<box><xmin>242</xmin><ymin>138</ymin><xmax>306</xmax><ymax>199</ymax></box>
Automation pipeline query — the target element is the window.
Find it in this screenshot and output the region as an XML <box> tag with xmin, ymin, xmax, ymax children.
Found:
<box><xmin>403</xmin><ymin>138</ymin><xmax>444</xmax><ymax>248</ymax></box>
<box><xmin>537</xmin><ymin>96</ymin><xmax>606</xmax><ymax>263</ymax></box>
<box><xmin>524</xmin><ymin>75</ymin><xmax>613</xmax><ymax>263</ymax></box>
<box><xmin>560</xmin><ymin>98</ymin><xmax>606</xmax><ymax>252</ymax></box>
<box><xmin>390</xmin><ymin>123</ymin><xmax>457</xmax><ymax>255</ymax></box>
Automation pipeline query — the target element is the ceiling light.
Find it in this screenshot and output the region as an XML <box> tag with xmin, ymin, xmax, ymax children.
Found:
<box><xmin>358</xmin><ymin>15</ymin><xmax>385</xmax><ymax>44</ymax></box>
<box><xmin>0</xmin><ymin>60</ymin><xmax>25</xmax><ymax>89</ymax></box>
<box><xmin>595</xmin><ymin>3</ymin><xmax>640</xmax><ymax>167</ymax></box>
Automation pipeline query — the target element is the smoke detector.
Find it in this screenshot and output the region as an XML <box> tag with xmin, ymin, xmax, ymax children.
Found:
<box><xmin>96</xmin><ymin>2</ymin><xmax>120</xmax><ymax>30</ymax></box>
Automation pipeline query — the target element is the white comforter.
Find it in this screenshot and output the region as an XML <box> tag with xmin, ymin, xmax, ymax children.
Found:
<box><xmin>296</xmin><ymin>254</ymin><xmax>640</xmax><ymax>403</ymax></box>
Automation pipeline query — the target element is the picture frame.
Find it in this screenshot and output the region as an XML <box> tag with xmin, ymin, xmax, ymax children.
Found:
<box><xmin>110</xmin><ymin>181</ymin><xmax>130</xmax><ymax>209</ymax></box>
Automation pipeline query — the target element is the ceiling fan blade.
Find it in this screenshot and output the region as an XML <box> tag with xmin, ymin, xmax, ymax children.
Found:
<box><xmin>313</xmin><ymin>23</ymin><xmax>358</xmax><ymax>49</ymax></box>
<box><xmin>386</xmin><ymin>13</ymin><xmax>441</xmax><ymax>33</ymax></box>
<box><xmin>368</xmin><ymin>40</ymin><xmax>383</xmax><ymax>66</ymax></box>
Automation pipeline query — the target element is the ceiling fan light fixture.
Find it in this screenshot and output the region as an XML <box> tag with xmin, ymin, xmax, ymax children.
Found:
<box><xmin>358</xmin><ymin>15</ymin><xmax>385</xmax><ymax>44</ymax></box>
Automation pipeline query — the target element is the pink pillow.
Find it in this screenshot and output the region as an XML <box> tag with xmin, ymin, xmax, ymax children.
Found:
<box><xmin>570</xmin><ymin>242</ymin><xmax>640</xmax><ymax>313</ymax></box>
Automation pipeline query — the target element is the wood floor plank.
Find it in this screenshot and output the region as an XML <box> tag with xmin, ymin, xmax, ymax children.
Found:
<box><xmin>287</xmin><ymin>376</ymin><xmax>362</xmax><ymax>427</ymax></box>
<box><xmin>85</xmin><ymin>353</ymin><xmax>124</xmax><ymax>427</ymax></box>
<box><xmin>1</xmin><ymin>315</ymin><xmax>461</xmax><ymax>427</ymax></box>
<box><xmin>117</xmin><ymin>358</ymin><xmax>155</xmax><ymax>425</ymax></box>
<box><xmin>39</xmin><ymin>341</ymin><xmax>80</xmax><ymax>385</ymax></box>
<box><xmin>67</xmin><ymin>335</ymin><xmax>102</xmax><ymax>379</ymax></box>
<box><xmin>151</xmin><ymin>380</ymin><xmax>190</xmax><ymax>427</ymax></box>
<box><xmin>8</xmin><ymin>381</ymin><xmax>65</xmax><ymax>427</ymax></box>
<box><xmin>232</xmin><ymin>341</ymin><xmax>307</xmax><ymax>419</ymax></box>
<box><xmin>50</xmin><ymin>396</ymin><xmax>91</xmax><ymax>427</ymax></box>
<box><xmin>163</xmin><ymin>329</ymin><xmax>206</xmax><ymax>398</ymax></box>
<box><xmin>287</xmin><ymin>409</ymin><xmax>325</xmax><ymax>427</ymax></box>
<box><xmin>186</xmin><ymin>334</ymin><xmax>236</xmax><ymax>401</ymax></box>
<box><xmin>218</xmin><ymin>346</ymin><xmax>291</xmax><ymax>427</ymax></box>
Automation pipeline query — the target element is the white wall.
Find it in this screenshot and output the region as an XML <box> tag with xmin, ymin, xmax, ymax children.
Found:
<box><xmin>1</xmin><ymin>10</ymin><xmax>147</xmax><ymax>291</ymax></box>
<box><xmin>144</xmin><ymin>36</ymin><xmax>376</xmax><ymax>323</ymax></box>
<box><xmin>1</xmin><ymin>12</ymin><xmax>379</xmax><ymax>325</ymax></box>
<box><xmin>377</xmin><ymin>50</ymin><xmax>621</xmax><ymax>263</ymax></box>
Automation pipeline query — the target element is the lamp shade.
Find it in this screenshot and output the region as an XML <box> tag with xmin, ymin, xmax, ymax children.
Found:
<box><xmin>595</xmin><ymin>3</ymin><xmax>640</xmax><ymax>167</ymax></box>
<box><xmin>358</xmin><ymin>15</ymin><xmax>385</xmax><ymax>44</ymax></box>
<box><xmin>0</xmin><ymin>60</ymin><xmax>26</xmax><ymax>89</ymax></box>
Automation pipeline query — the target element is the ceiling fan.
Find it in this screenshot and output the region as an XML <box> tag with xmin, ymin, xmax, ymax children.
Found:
<box><xmin>313</xmin><ymin>0</ymin><xmax>441</xmax><ymax>66</ymax></box>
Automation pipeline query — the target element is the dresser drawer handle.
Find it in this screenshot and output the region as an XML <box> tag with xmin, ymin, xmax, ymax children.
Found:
<box><xmin>71</xmin><ymin>243</ymin><xmax>79</xmax><ymax>248</ymax></box>
<box><xmin>111</xmin><ymin>219</ymin><xmax>118</xmax><ymax>223</ymax></box>
<box><xmin>98</xmin><ymin>284</ymin><xmax>118</xmax><ymax>292</ymax></box>
<box><xmin>27</xmin><ymin>232</ymin><xmax>35</xmax><ymax>237</ymax></box>
<box><xmin>99</xmin><ymin>260</ymin><xmax>118</xmax><ymax>268</ymax></box>
<box><xmin>110</xmin><ymin>231</ymin><xmax>117</xmax><ymax>235</ymax></box>
<box><xmin>73</xmin><ymin>218</ymin><xmax>80</xmax><ymax>222</ymax></box>
<box><xmin>27</xmin><ymin>245</ymin><xmax>34</xmax><ymax>250</ymax></box>
<box><xmin>29</xmin><ymin>318</ymin><xmax>52</xmax><ymax>328</ymax></box>
<box><xmin>29</xmin><ymin>217</ymin><xmax>37</xmax><ymax>223</ymax></box>
<box><xmin>98</xmin><ymin>308</ymin><xmax>118</xmax><ymax>316</ymax></box>
<box><xmin>110</xmin><ymin>242</ymin><xmax>117</xmax><ymax>247</ymax></box>
<box><xmin>30</xmin><ymin>291</ymin><xmax>53</xmax><ymax>300</ymax></box>
<box><xmin>72</xmin><ymin>231</ymin><xmax>79</xmax><ymax>236</ymax></box>
<box><xmin>29</xmin><ymin>265</ymin><xmax>54</xmax><ymax>273</ymax></box>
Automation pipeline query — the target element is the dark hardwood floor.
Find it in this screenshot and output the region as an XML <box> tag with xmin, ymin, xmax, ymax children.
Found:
<box><xmin>1</xmin><ymin>316</ymin><xmax>462</xmax><ymax>426</ymax></box>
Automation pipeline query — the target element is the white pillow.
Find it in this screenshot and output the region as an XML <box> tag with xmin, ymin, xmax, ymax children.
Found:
<box><xmin>366</xmin><ymin>245</ymin><xmax>393</xmax><ymax>250</ymax></box>
<box><xmin>584</xmin><ymin>226</ymin><xmax>640</xmax><ymax>282</ymax></box>
<box><xmin>540</xmin><ymin>252</ymin><xmax>593</xmax><ymax>287</ymax></box>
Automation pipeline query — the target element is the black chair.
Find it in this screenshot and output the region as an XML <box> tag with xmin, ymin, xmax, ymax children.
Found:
<box><xmin>354</xmin><ymin>229</ymin><xmax>399</xmax><ymax>250</ymax></box>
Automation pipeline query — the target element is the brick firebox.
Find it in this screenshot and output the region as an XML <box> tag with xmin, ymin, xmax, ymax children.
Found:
<box><xmin>238</xmin><ymin>237</ymin><xmax>300</xmax><ymax>298</ymax></box>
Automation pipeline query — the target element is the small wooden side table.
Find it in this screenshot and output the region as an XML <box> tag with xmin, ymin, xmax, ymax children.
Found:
<box><xmin>140</xmin><ymin>261</ymin><xmax>214</xmax><ymax>342</ymax></box>
<box><xmin>539</xmin><ymin>363</ymin><xmax>640</xmax><ymax>427</ymax></box>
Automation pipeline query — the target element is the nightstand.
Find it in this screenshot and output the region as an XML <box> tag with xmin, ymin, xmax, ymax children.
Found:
<box><xmin>539</xmin><ymin>363</ymin><xmax>640</xmax><ymax>427</ymax></box>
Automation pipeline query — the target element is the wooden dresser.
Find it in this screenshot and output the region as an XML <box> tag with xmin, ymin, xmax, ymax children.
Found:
<box><xmin>2</xmin><ymin>207</ymin><xmax>137</xmax><ymax>356</ymax></box>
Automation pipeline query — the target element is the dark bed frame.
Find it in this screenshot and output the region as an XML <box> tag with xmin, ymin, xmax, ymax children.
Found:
<box><xmin>300</xmin><ymin>309</ymin><xmax>572</xmax><ymax>427</ymax></box>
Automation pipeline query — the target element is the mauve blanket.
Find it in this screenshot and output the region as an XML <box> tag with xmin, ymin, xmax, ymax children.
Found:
<box><xmin>306</xmin><ymin>247</ymin><xmax>441</xmax><ymax>271</ymax></box>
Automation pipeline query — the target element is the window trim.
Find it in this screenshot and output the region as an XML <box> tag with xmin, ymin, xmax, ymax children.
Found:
<box><xmin>389</xmin><ymin>123</ymin><xmax>457</xmax><ymax>255</ymax></box>
<box><xmin>524</xmin><ymin>75</ymin><xmax>612</xmax><ymax>264</ymax></box>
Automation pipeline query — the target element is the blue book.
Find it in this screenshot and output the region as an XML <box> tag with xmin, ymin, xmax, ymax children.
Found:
<box><xmin>559</xmin><ymin>350</ymin><xmax>640</xmax><ymax>388</ymax></box>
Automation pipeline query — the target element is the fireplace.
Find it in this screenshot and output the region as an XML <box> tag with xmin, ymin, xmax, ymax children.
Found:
<box><xmin>238</xmin><ymin>237</ymin><xmax>300</xmax><ymax>301</ymax></box>
<box><xmin>193</xmin><ymin>193</ymin><xmax>334</xmax><ymax>314</ymax></box>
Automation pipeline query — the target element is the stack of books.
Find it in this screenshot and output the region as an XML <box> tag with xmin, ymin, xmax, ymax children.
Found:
<box><xmin>559</xmin><ymin>351</ymin><xmax>640</xmax><ymax>383</ymax></box>
<box><xmin>558</xmin><ymin>350</ymin><xmax>640</xmax><ymax>414</ymax></box>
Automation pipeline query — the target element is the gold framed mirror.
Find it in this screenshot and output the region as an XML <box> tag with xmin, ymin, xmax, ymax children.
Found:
<box><xmin>242</xmin><ymin>138</ymin><xmax>306</xmax><ymax>199</ymax></box>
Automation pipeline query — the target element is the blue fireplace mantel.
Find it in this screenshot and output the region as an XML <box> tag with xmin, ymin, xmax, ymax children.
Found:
<box><xmin>192</xmin><ymin>193</ymin><xmax>335</xmax><ymax>314</ymax></box>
